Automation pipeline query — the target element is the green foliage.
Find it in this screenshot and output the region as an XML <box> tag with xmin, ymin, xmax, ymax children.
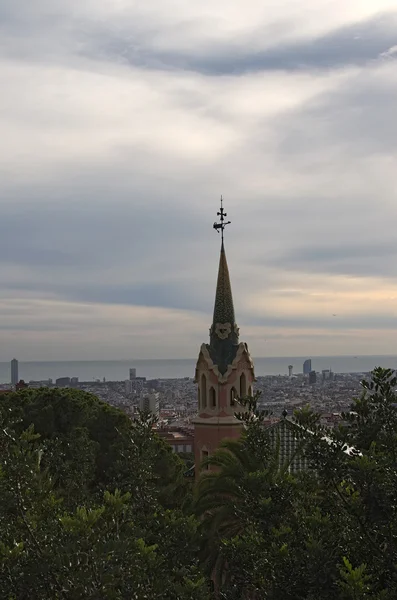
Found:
<box><xmin>194</xmin><ymin>372</ymin><xmax>397</xmax><ymax>599</ymax></box>
<box><xmin>3</xmin><ymin>369</ymin><xmax>397</xmax><ymax>599</ymax></box>
<box><xmin>0</xmin><ymin>388</ymin><xmax>208</xmax><ymax>599</ymax></box>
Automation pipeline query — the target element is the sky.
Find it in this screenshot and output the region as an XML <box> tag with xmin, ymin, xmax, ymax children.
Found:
<box><xmin>1</xmin><ymin>0</ymin><xmax>397</xmax><ymax>361</ymax></box>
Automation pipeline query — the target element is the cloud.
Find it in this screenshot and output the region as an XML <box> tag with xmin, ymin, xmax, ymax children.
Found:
<box><xmin>380</xmin><ymin>44</ymin><xmax>397</xmax><ymax>58</ymax></box>
<box><xmin>92</xmin><ymin>12</ymin><xmax>397</xmax><ymax>75</ymax></box>
<box><xmin>0</xmin><ymin>0</ymin><xmax>397</xmax><ymax>360</ymax></box>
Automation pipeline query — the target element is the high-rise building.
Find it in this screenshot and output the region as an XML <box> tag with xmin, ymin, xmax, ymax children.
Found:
<box><xmin>192</xmin><ymin>199</ymin><xmax>255</xmax><ymax>477</ymax></box>
<box><xmin>309</xmin><ymin>371</ymin><xmax>317</xmax><ymax>384</ymax></box>
<box><xmin>322</xmin><ymin>369</ymin><xmax>330</xmax><ymax>382</ymax></box>
<box><xmin>11</xmin><ymin>359</ymin><xmax>18</xmax><ymax>386</ymax></box>
<box><xmin>288</xmin><ymin>365</ymin><xmax>293</xmax><ymax>377</ymax></box>
<box><xmin>139</xmin><ymin>392</ymin><xmax>159</xmax><ymax>417</ymax></box>
<box><xmin>129</xmin><ymin>368</ymin><xmax>137</xmax><ymax>380</ymax></box>
<box><xmin>55</xmin><ymin>377</ymin><xmax>71</xmax><ymax>387</ymax></box>
<box><xmin>303</xmin><ymin>359</ymin><xmax>312</xmax><ymax>375</ymax></box>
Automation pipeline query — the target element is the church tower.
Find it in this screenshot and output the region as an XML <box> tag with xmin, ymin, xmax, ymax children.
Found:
<box><xmin>193</xmin><ymin>198</ymin><xmax>255</xmax><ymax>475</ymax></box>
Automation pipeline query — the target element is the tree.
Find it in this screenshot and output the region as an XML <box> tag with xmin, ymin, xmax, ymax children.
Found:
<box><xmin>0</xmin><ymin>388</ymin><xmax>189</xmax><ymax>509</ymax></box>
<box><xmin>194</xmin><ymin>372</ymin><xmax>397</xmax><ymax>599</ymax></box>
<box><xmin>0</xmin><ymin>388</ymin><xmax>209</xmax><ymax>599</ymax></box>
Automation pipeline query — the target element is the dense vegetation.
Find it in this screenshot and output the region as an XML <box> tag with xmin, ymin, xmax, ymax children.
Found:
<box><xmin>0</xmin><ymin>388</ymin><xmax>207</xmax><ymax>599</ymax></box>
<box><xmin>1</xmin><ymin>367</ymin><xmax>397</xmax><ymax>599</ymax></box>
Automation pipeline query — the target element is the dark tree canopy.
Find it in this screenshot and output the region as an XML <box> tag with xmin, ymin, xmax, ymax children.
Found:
<box><xmin>2</xmin><ymin>369</ymin><xmax>397</xmax><ymax>599</ymax></box>
<box><xmin>0</xmin><ymin>388</ymin><xmax>208</xmax><ymax>599</ymax></box>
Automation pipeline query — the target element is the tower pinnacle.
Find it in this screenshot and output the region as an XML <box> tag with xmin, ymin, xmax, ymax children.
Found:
<box><xmin>213</xmin><ymin>195</ymin><xmax>231</xmax><ymax>244</ymax></box>
<box><xmin>209</xmin><ymin>198</ymin><xmax>239</xmax><ymax>374</ymax></box>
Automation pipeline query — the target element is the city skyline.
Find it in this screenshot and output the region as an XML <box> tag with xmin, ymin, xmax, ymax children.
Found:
<box><xmin>1</xmin><ymin>1</ymin><xmax>397</xmax><ymax>361</ymax></box>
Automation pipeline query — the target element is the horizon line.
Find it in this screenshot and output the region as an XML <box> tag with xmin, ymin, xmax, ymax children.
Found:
<box><xmin>2</xmin><ymin>353</ymin><xmax>397</xmax><ymax>364</ymax></box>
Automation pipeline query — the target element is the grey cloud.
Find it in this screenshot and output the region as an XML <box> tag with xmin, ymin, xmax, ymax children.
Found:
<box><xmin>274</xmin><ymin>76</ymin><xmax>397</xmax><ymax>158</ymax></box>
<box><xmin>1</xmin><ymin>1</ymin><xmax>397</xmax><ymax>358</ymax></box>
<box><xmin>0</xmin><ymin>192</ymin><xmax>217</xmax><ymax>314</ymax></box>
<box><xmin>6</xmin><ymin>281</ymin><xmax>213</xmax><ymax>314</ymax></box>
<box><xmin>0</xmin><ymin>195</ymin><xmax>208</xmax><ymax>271</ymax></box>
<box><xmin>243</xmin><ymin>314</ymin><xmax>397</xmax><ymax>331</ymax></box>
<box><xmin>89</xmin><ymin>12</ymin><xmax>397</xmax><ymax>75</ymax></box>
<box><xmin>1</xmin><ymin>2</ymin><xmax>396</xmax><ymax>75</ymax></box>
<box><xmin>267</xmin><ymin>241</ymin><xmax>397</xmax><ymax>279</ymax></box>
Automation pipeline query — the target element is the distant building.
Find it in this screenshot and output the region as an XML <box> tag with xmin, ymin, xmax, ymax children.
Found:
<box><xmin>11</xmin><ymin>359</ymin><xmax>18</xmax><ymax>386</ymax></box>
<box><xmin>322</xmin><ymin>369</ymin><xmax>331</xmax><ymax>382</ymax></box>
<box><xmin>139</xmin><ymin>392</ymin><xmax>160</xmax><ymax>417</ymax></box>
<box><xmin>55</xmin><ymin>377</ymin><xmax>71</xmax><ymax>387</ymax></box>
<box><xmin>158</xmin><ymin>427</ymin><xmax>194</xmax><ymax>454</ymax></box>
<box><xmin>309</xmin><ymin>371</ymin><xmax>317</xmax><ymax>384</ymax></box>
<box><xmin>28</xmin><ymin>379</ymin><xmax>52</xmax><ymax>388</ymax></box>
<box><xmin>131</xmin><ymin>377</ymin><xmax>146</xmax><ymax>392</ymax></box>
<box><xmin>264</xmin><ymin>413</ymin><xmax>357</xmax><ymax>473</ymax></box>
<box><xmin>129</xmin><ymin>368</ymin><xmax>137</xmax><ymax>380</ymax></box>
<box><xmin>71</xmin><ymin>377</ymin><xmax>79</xmax><ymax>387</ymax></box>
<box><xmin>288</xmin><ymin>365</ymin><xmax>293</xmax><ymax>377</ymax></box>
<box><xmin>16</xmin><ymin>380</ymin><xmax>28</xmax><ymax>390</ymax></box>
<box><xmin>125</xmin><ymin>380</ymin><xmax>132</xmax><ymax>395</ymax></box>
<box><xmin>265</xmin><ymin>416</ymin><xmax>309</xmax><ymax>473</ymax></box>
<box><xmin>303</xmin><ymin>359</ymin><xmax>312</xmax><ymax>375</ymax></box>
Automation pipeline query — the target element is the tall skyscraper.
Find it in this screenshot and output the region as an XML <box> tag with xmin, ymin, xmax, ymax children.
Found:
<box><xmin>129</xmin><ymin>368</ymin><xmax>137</xmax><ymax>380</ymax></box>
<box><xmin>11</xmin><ymin>358</ymin><xmax>18</xmax><ymax>386</ymax></box>
<box><xmin>288</xmin><ymin>365</ymin><xmax>293</xmax><ymax>377</ymax></box>
<box><xmin>303</xmin><ymin>359</ymin><xmax>312</xmax><ymax>375</ymax></box>
<box><xmin>192</xmin><ymin>199</ymin><xmax>255</xmax><ymax>476</ymax></box>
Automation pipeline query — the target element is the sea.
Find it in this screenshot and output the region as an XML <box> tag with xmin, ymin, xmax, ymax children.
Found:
<box><xmin>1</xmin><ymin>356</ymin><xmax>397</xmax><ymax>384</ymax></box>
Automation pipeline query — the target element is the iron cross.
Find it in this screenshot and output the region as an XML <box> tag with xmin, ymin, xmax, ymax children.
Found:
<box><xmin>213</xmin><ymin>196</ymin><xmax>231</xmax><ymax>242</ymax></box>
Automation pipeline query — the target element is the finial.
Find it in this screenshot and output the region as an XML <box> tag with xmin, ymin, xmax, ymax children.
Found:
<box><xmin>213</xmin><ymin>195</ymin><xmax>231</xmax><ymax>243</ymax></box>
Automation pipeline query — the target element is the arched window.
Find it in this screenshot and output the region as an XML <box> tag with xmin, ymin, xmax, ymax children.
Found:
<box><xmin>230</xmin><ymin>387</ymin><xmax>237</xmax><ymax>407</ymax></box>
<box><xmin>202</xmin><ymin>449</ymin><xmax>209</xmax><ymax>470</ymax></box>
<box><xmin>197</xmin><ymin>388</ymin><xmax>201</xmax><ymax>410</ymax></box>
<box><xmin>201</xmin><ymin>374</ymin><xmax>207</xmax><ymax>409</ymax></box>
<box><xmin>240</xmin><ymin>372</ymin><xmax>247</xmax><ymax>398</ymax></box>
<box><xmin>209</xmin><ymin>387</ymin><xmax>216</xmax><ymax>408</ymax></box>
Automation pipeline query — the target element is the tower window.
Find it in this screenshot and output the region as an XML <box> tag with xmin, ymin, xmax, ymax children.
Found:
<box><xmin>209</xmin><ymin>387</ymin><xmax>216</xmax><ymax>408</ymax></box>
<box><xmin>230</xmin><ymin>387</ymin><xmax>237</xmax><ymax>407</ymax></box>
<box><xmin>202</xmin><ymin>449</ymin><xmax>209</xmax><ymax>470</ymax></box>
<box><xmin>240</xmin><ymin>372</ymin><xmax>247</xmax><ymax>397</ymax></box>
<box><xmin>201</xmin><ymin>374</ymin><xmax>207</xmax><ymax>409</ymax></box>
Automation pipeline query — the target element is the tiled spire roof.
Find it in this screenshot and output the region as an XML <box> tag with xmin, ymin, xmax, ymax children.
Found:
<box><xmin>212</xmin><ymin>241</ymin><xmax>236</xmax><ymax>327</ymax></box>
<box><xmin>208</xmin><ymin>240</ymin><xmax>239</xmax><ymax>374</ymax></box>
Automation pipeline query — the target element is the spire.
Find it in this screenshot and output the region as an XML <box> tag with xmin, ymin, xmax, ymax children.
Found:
<box><xmin>209</xmin><ymin>197</ymin><xmax>239</xmax><ymax>374</ymax></box>
<box><xmin>212</xmin><ymin>242</ymin><xmax>236</xmax><ymax>327</ymax></box>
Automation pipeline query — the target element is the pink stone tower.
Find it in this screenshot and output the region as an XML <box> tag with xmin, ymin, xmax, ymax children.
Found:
<box><xmin>192</xmin><ymin>197</ymin><xmax>255</xmax><ymax>475</ymax></box>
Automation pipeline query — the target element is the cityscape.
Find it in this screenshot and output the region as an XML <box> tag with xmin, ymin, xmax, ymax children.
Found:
<box><xmin>1</xmin><ymin>0</ymin><xmax>397</xmax><ymax>597</ymax></box>
<box><xmin>1</xmin><ymin>354</ymin><xmax>376</xmax><ymax>457</ymax></box>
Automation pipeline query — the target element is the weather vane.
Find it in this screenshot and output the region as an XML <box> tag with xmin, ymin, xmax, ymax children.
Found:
<box><xmin>213</xmin><ymin>195</ymin><xmax>231</xmax><ymax>242</ymax></box>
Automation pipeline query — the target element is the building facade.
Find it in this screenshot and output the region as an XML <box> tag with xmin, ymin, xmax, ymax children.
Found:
<box><xmin>157</xmin><ymin>427</ymin><xmax>194</xmax><ymax>454</ymax></box>
<box><xmin>303</xmin><ymin>359</ymin><xmax>312</xmax><ymax>375</ymax></box>
<box><xmin>11</xmin><ymin>359</ymin><xmax>18</xmax><ymax>386</ymax></box>
<box><xmin>192</xmin><ymin>200</ymin><xmax>255</xmax><ymax>475</ymax></box>
<box><xmin>139</xmin><ymin>392</ymin><xmax>160</xmax><ymax>417</ymax></box>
